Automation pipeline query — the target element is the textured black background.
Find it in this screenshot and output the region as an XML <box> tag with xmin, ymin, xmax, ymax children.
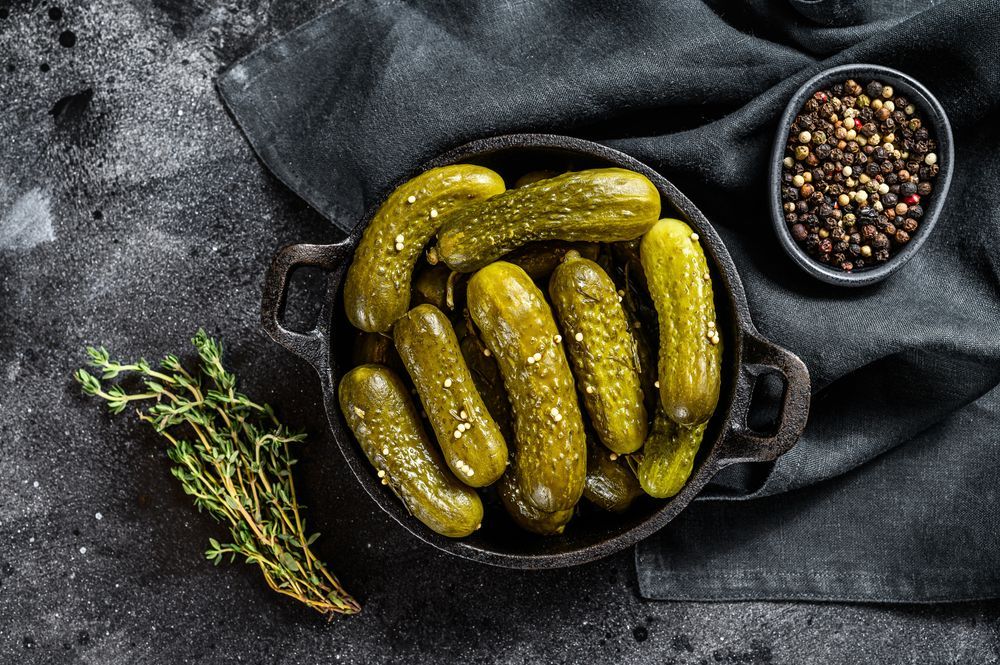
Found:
<box><xmin>1</xmin><ymin>1</ymin><xmax>999</xmax><ymax>663</ymax></box>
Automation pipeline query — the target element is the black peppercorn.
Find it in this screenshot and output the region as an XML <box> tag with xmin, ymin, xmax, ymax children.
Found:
<box><xmin>782</xmin><ymin>77</ymin><xmax>938</xmax><ymax>273</ymax></box>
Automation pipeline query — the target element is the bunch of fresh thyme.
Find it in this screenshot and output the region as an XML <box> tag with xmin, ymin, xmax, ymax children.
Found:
<box><xmin>74</xmin><ymin>330</ymin><xmax>360</xmax><ymax>616</ymax></box>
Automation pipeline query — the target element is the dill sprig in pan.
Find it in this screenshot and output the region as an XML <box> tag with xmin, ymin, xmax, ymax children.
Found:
<box><xmin>74</xmin><ymin>330</ymin><xmax>360</xmax><ymax>617</ymax></box>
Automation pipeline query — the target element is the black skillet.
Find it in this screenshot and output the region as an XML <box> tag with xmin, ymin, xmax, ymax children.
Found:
<box><xmin>260</xmin><ymin>134</ymin><xmax>811</xmax><ymax>569</ymax></box>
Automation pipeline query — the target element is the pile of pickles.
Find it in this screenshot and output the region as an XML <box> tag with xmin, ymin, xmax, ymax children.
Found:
<box><xmin>338</xmin><ymin>165</ymin><xmax>721</xmax><ymax>538</ymax></box>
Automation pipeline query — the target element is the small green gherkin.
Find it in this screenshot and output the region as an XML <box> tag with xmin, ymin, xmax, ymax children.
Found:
<box><xmin>435</xmin><ymin>168</ymin><xmax>661</xmax><ymax>272</ymax></box>
<box><xmin>640</xmin><ymin>218</ymin><xmax>722</xmax><ymax>427</ymax></box>
<box><xmin>393</xmin><ymin>304</ymin><xmax>508</xmax><ymax>488</ymax></box>
<box><xmin>466</xmin><ymin>261</ymin><xmax>587</xmax><ymax>513</ymax></box>
<box><xmin>344</xmin><ymin>164</ymin><xmax>505</xmax><ymax>332</ymax></box>
<box><xmin>637</xmin><ymin>410</ymin><xmax>706</xmax><ymax>499</ymax></box>
<box><xmin>583</xmin><ymin>435</ymin><xmax>644</xmax><ymax>513</ymax></box>
<box><xmin>338</xmin><ymin>364</ymin><xmax>483</xmax><ymax>538</ymax></box>
<box><xmin>549</xmin><ymin>251</ymin><xmax>648</xmax><ymax>454</ymax></box>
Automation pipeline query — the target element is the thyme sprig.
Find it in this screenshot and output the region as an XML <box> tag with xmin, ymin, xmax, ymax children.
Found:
<box><xmin>74</xmin><ymin>330</ymin><xmax>360</xmax><ymax>617</ymax></box>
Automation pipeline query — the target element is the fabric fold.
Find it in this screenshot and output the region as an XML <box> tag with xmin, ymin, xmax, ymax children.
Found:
<box><xmin>217</xmin><ymin>0</ymin><xmax>1000</xmax><ymax>601</ymax></box>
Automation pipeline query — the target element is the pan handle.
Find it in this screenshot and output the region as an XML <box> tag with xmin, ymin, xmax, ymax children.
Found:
<box><xmin>260</xmin><ymin>241</ymin><xmax>351</xmax><ymax>373</ymax></box>
<box><xmin>715</xmin><ymin>332</ymin><xmax>810</xmax><ymax>466</ymax></box>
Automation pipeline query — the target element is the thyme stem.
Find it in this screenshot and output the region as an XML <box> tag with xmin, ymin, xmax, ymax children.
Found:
<box><xmin>75</xmin><ymin>330</ymin><xmax>360</xmax><ymax>617</ymax></box>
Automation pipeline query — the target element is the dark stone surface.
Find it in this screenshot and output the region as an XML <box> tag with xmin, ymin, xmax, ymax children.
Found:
<box><xmin>0</xmin><ymin>1</ymin><xmax>998</xmax><ymax>663</ymax></box>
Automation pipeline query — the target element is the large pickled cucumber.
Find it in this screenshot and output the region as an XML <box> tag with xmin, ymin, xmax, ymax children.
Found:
<box><xmin>584</xmin><ymin>437</ymin><xmax>643</xmax><ymax>513</ymax></box>
<box><xmin>435</xmin><ymin>169</ymin><xmax>661</xmax><ymax>272</ymax></box>
<box><xmin>466</xmin><ymin>262</ymin><xmax>587</xmax><ymax>512</ymax></box>
<box><xmin>640</xmin><ymin>218</ymin><xmax>722</xmax><ymax>426</ymax></box>
<box><xmin>338</xmin><ymin>365</ymin><xmax>483</xmax><ymax>537</ymax></box>
<box><xmin>344</xmin><ymin>165</ymin><xmax>505</xmax><ymax>332</ymax></box>
<box><xmin>637</xmin><ymin>409</ymin><xmax>706</xmax><ymax>499</ymax></box>
<box><xmin>499</xmin><ymin>463</ymin><xmax>574</xmax><ymax>536</ymax></box>
<box><xmin>506</xmin><ymin>241</ymin><xmax>601</xmax><ymax>282</ymax></box>
<box><xmin>549</xmin><ymin>252</ymin><xmax>647</xmax><ymax>454</ymax></box>
<box><xmin>393</xmin><ymin>304</ymin><xmax>508</xmax><ymax>487</ymax></box>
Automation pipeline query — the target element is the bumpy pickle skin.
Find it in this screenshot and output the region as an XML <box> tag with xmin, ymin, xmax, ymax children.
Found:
<box><xmin>393</xmin><ymin>304</ymin><xmax>508</xmax><ymax>488</ymax></box>
<box><xmin>637</xmin><ymin>409</ymin><xmax>706</xmax><ymax>499</ymax></box>
<box><xmin>584</xmin><ymin>437</ymin><xmax>644</xmax><ymax>513</ymax></box>
<box><xmin>435</xmin><ymin>169</ymin><xmax>661</xmax><ymax>272</ymax></box>
<box><xmin>640</xmin><ymin>218</ymin><xmax>722</xmax><ymax>426</ymax></box>
<box><xmin>549</xmin><ymin>253</ymin><xmax>648</xmax><ymax>454</ymax></box>
<box><xmin>466</xmin><ymin>262</ymin><xmax>587</xmax><ymax>512</ymax></box>
<box><xmin>338</xmin><ymin>365</ymin><xmax>483</xmax><ymax>537</ymax></box>
<box><xmin>456</xmin><ymin>316</ymin><xmax>514</xmax><ymax>442</ymax></box>
<box><xmin>499</xmin><ymin>462</ymin><xmax>574</xmax><ymax>535</ymax></box>
<box><xmin>343</xmin><ymin>165</ymin><xmax>505</xmax><ymax>332</ymax></box>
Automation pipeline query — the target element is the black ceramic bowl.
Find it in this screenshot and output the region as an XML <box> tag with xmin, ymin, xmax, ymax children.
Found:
<box><xmin>769</xmin><ymin>63</ymin><xmax>954</xmax><ymax>287</ymax></box>
<box><xmin>261</xmin><ymin>134</ymin><xmax>811</xmax><ymax>569</ymax></box>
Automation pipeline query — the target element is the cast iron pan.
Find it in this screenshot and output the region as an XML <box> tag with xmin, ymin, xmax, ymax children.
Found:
<box><xmin>260</xmin><ymin>134</ymin><xmax>811</xmax><ymax>569</ymax></box>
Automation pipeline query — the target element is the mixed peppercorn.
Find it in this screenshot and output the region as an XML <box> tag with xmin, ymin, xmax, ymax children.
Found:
<box><xmin>780</xmin><ymin>78</ymin><xmax>940</xmax><ymax>271</ymax></box>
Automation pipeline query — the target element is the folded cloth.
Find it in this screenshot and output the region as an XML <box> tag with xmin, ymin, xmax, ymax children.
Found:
<box><xmin>217</xmin><ymin>0</ymin><xmax>1000</xmax><ymax>602</ymax></box>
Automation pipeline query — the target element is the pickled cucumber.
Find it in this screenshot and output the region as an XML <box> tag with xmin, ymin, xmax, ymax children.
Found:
<box><xmin>637</xmin><ymin>409</ymin><xmax>706</xmax><ymax>499</ymax></box>
<box><xmin>506</xmin><ymin>241</ymin><xmax>600</xmax><ymax>282</ymax></box>
<box><xmin>549</xmin><ymin>252</ymin><xmax>647</xmax><ymax>454</ymax></box>
<box><xmin>640</xmin><ymin>218</ymin><xmax>722</xmax><ymax>426</ymax></box>
<box><xmin>436</xmin><ymin>169</ymin><xmax>661</xmax><ymax>272</ymax></box>
<box><xmin>393</xmin><ymin>304</ymin><xmax>508</xmax><ymax>487</ymax></box>
<box><xmin>584</xmin><ymin>437</ymin><xmax>643</xmax><ymax>513</ymax></box>
<box><xmin>466</xmin><ymin>262</ymin><xmax>587</xmax><ymax>512</ymax></box>
<box><xmin>344</xmin><ymin>165</ymin><xmax>505</xmax><ymax>332</ymax></box>
<box><xmin>338</xmin><ymin>365</ymin><xmax>483</xmax><ymax>537</ymax></box>
<box><xmin>499</xmin><ymin>463</ymin><xmax>574</xmax><ymax>536</ymax></box>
